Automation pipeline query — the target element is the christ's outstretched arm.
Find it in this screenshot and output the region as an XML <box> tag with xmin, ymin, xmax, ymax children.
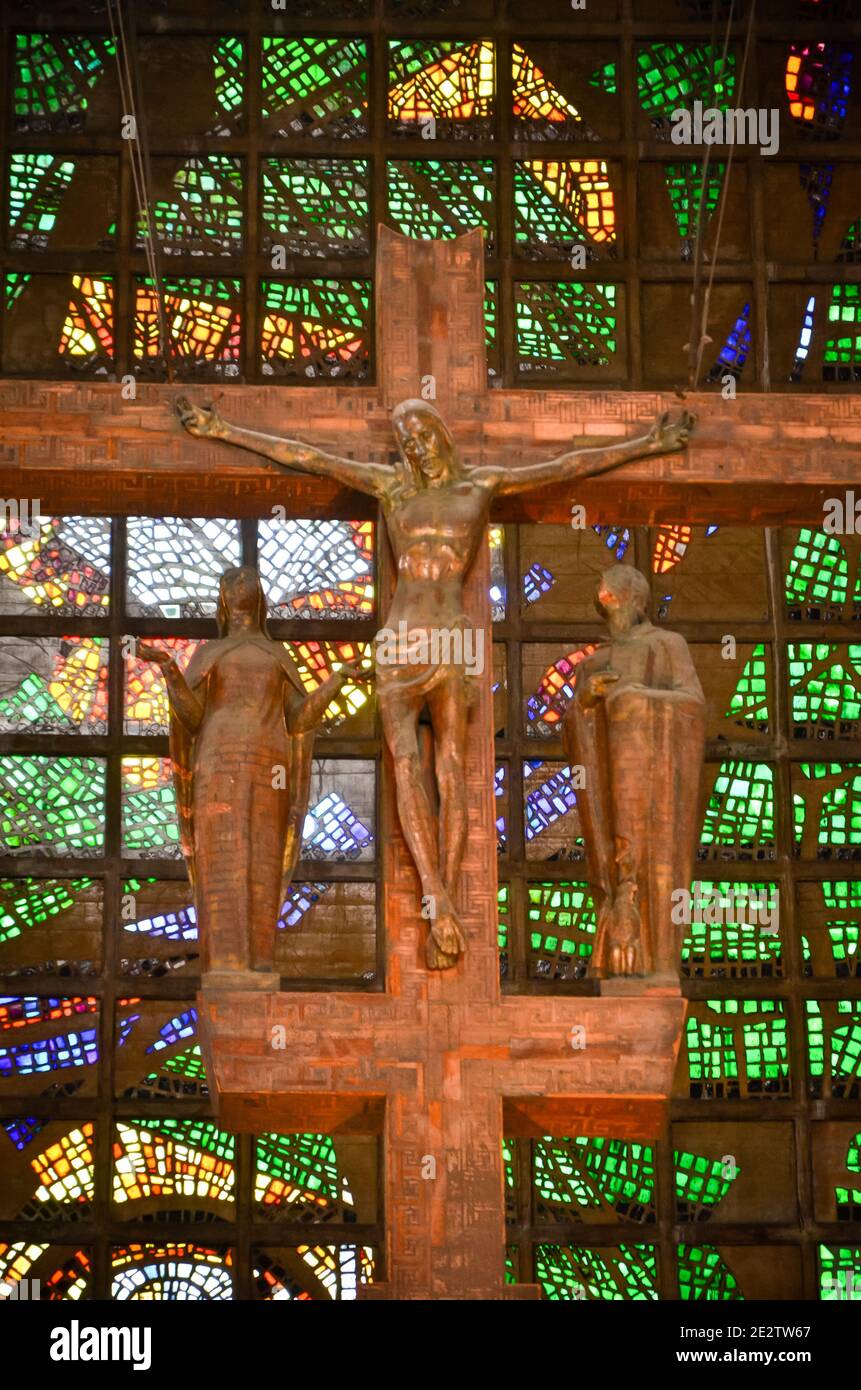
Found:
<box><xmin>486</xmin><ymin>409</ymin><xmax>694</xmax><ymax>497</ymax></box>
<box><xmin>176</xmin><ymin>397</ymin><xmax>394</xmax><ymax>499</ymax></box>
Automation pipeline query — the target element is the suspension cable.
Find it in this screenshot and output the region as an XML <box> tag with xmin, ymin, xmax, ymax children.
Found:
<box><xmin>105</xmin><ymin>0</ymin><xmax>174</xmax><ymax>381</ymax></box>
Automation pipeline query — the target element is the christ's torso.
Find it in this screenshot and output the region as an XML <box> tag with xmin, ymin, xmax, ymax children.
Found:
<box><xmin>383</xmin><ymin>478</ymin><xmax>492</xmax><ymax>629</ymax></box>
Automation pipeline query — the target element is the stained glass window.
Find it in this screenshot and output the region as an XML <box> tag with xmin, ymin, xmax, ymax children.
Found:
<box><xmin>1</xmin><ymin>12</ymin><xmax>856</xmax><ymax>387</ymax></box>
<box><xmin>262</xmin><ymin>38</ymin><xmax>367</xmax><ymax>140</ymax></box>
<box><xmin>261</xmin><ymin>159</ymin><xmax>370</xmax><ymax>258</ymax></box>
<box><xmin>260</xmin><ymin>279</ymin><xmax>370</xmax><ymax>380</ymax></box>
<box><xmin>515</xmin><ymin>281</ymin><xmax>619</xmax><ymax>378</ymax></box>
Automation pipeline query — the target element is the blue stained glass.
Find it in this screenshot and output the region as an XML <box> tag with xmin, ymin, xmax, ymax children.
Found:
<box><xmin>146</xmin><ymin>1008</ymin><xmax>198</xmax><ymax>1054</ymax></box>
<box><xmin>525</xmin><ymin>765</ymin><xmax>579</xmax><ymax>840</ymax></box>
<box><xmin>0</xmin><ymin>1026</ymin><xmax>98</xmax><ymax>1076</ymax></box>
<box><xmin>523</xmin><ymin>563</ymin><xmax>555</xmax><ymax>605</ymax></box>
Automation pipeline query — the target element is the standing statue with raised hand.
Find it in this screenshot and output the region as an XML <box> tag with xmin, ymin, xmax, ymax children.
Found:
<box><xmin>176</xmin><ymin>394</ymin><xmax>694</xmax><ymax>970</ymax></box>
<box><xmin>139</xmin><ymin>564</ymin><xmax>370</xmax><ymax>990</ymax></box>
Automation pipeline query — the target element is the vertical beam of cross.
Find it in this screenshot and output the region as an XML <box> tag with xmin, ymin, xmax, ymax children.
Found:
<box><xmin>199</xmin><ymin>231</ymin><xmax>686</xmax><ymax>1301</ymax></box>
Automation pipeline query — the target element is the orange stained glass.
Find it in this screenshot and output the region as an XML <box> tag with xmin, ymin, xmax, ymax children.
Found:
<box><xmin>31</xmin><ymin>1123</ymin><xmax>94</xmax><ymax>1206</ymax></box>
<box><xmin>389</xmin><ymin>40</ymin><xmax>495</xmax><ymax>122</ymax></box>
<box><xmin>533</xmin><ymin>646</ymin><xmax>598</xmax><ymax>728</ymax></box>
<box><xmin>260</xmin><ymin>309</ymin><xmax>364</xmax><ymax>365</ymax></box>
<box><xmin>0</xmin><ymin>529</ymin><xmax>110</xmax><ymax>614</ymax></box>
<box><xmin>526</xmin><ymin>159</ymin><xmax>616</xmax><ymax>244</ymax></box>
<box><xmin>134</xmin><ymin>284</ymin><xmax>240</xmax><ymax>362</ymax></box>
<box><xmin>58</xmin><ymin>275</ymin><xmax>114</xmax><ymax>358</ymax></box>
<box><xmin>48</xmin><ymin>636</ymin><xmax>109</xmax><ymax>726</ymax></box>
<box><xmin>112</xmin><ymin>1123</ymin><xmax>235</xmax><ymax>1207</ymax></box>
<box><xmin>653</xmin><ymin>524</ymin><xmax>693</xmax><ymax>574</ymax></box>
<box><xmin>785</xmin><ymin>52</ymin><xmax>816</xmax><ymax>122</ymax></box>
<box><xmin>512</xmin><ymin>45</ymin><xmax>580</xmax><ymax>123</ymax></box>
<box><xmin>125</xmin><ymin>638</ymin><xmax>201</xmax><ymax>730</ymax></box>
<box><xmin>255</xmin><ymin>1171</ymin><xmax>329</xmax><ymax>1211</ymax></box>
<box><xmin>286</xmin><ymin>640</ymin><xmax>372</xmax><ymax>725</ymax></box>
<box><xmin>122</xmin><ymin>755</ymin><xmax>173</xmax><ymax>793</ymax></box>
<box><xmin>0</xmin><ymin>996</ymin><xmax>98</xmax><ymax>1030</ymax></box>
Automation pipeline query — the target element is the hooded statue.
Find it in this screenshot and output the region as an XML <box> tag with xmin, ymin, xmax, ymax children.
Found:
<box><xmin>562</xmin><ymin>564</ymin><xmax>706</xmax><ymax>985</ymax></box>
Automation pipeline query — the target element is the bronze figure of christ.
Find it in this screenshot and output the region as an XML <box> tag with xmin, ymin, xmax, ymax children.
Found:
<box><xmin>177</xmin><ymin>395</ymin><xmax>694</xmax><ymax>969</ymax></box>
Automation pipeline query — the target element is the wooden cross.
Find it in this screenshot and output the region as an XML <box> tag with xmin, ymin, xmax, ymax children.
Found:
<box><xmin>197</xmin><ymin>229</ymin><xmax>687</xmax><ymax>1301</ymax></box>
<box><xmin>4</xmin><ymin>231</ymin><xmax>855</xmax><ymax>1299</ymax></box>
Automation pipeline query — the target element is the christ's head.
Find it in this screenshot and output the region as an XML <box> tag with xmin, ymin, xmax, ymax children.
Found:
<box><xmin>595</xmin><ymin>564</ymin><xmax>650</xmax><ymax>633</ymax></box>
<box><xmin>391</xmin><ymin>400</ymin><xmax>458</xmax><ymax>486</ymax></box>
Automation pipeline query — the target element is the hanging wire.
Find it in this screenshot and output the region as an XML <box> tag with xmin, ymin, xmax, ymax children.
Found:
<box><xmin>691</xmin><ymin>0</ymin><xmax>758</xmax><ymax>389</ymax></box>
<box><xmin>686</xmin><ymin>0</ymin><xmax>736</xmax><ymax>387</ymax></box>
<box><xmin>105</xmin><ymin>0</ymin><xmax>174</xmax><ymax>381</ymax></box>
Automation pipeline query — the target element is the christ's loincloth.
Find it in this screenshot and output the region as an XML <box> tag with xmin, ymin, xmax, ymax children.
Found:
<box><xmin>375</xmin><ymin>617</ymin><xmax>481</xmax><ymax>757</ymax></box>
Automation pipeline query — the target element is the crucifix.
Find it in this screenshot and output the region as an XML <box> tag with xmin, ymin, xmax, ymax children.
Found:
<box><xmin>177</xmin><ymin>229</ymin><xmax>690</xmax><ymax>970</ymax></box>
<box><xmin>196</xmin><ymin>229</ymin><xmax>689</xmax><ymax>1300</ymax></box>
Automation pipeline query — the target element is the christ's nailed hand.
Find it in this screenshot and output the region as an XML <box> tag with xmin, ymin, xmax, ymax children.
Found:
<box><xmin>176</xmin><ymin>395</ymin><xmax>225</xmax><ymax>439</ymax></box>
<box><xmin>647</xmin><ymin>408</ymin><xmax>695</xmax><ymax>453</ymax></box>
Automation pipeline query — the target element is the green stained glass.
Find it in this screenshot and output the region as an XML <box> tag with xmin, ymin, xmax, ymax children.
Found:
<box><xmin>143</xmin><ymin>157</ymin><xmax>243</xmax><ymax>256</ymax></box>
<box><xmin>0</xmin><ymin>755</ymin><xmax>105</xmax><ymax>855</ymax></box>
<box><xmin>678</xmin><ymin>1244</ymin><xmax>742</xmax><ymax>1300</ymax></box>
<box><xmin>535</xmin><ymin>1243</ymin><xmax>658</xmax><ymax>1301</ymax></box>
<box><xmin>261</xmin><ymin>38</ymin><xmax>367</xmax><ymax>139</ymax></box>
<box><xmin>14</xmin><ymin>33</ymin><xmax>116</xmax><ymax>130</ymax></box>
<box><xmin>513</xmin><ymin>160</ymin><xmax>617</xmax><ymax>260</ymax></box>
<box><xmin>591</xmin><ymin>43</ymin><xmax>737</xmax><ymax>115</ymax></box>
<box><xmin>789</xmin><ymin>643</ymin><xmax>861</xmax><ymax>734</ymax></box>
<box><xmin>497</xmin><ymin>885</ymin><xmax>509</xmax><ymax>982</ymax></box>
<box><xmin>675</xmin><ymin>1150</ymin><xmax>737</xmax><ymax>1220</ymax></box>
<box><xmin>807</xmin><ymin>1000</ymin><xmax>861</xmax><ymax>1097</ymax></box>
<box><xmin>664</xmin><ymin>163</ymin><xmax>725</xmax><ymax>255</ymax></box>
<box><xmin>819</xmin><ymin>1244</ymin><xmax>861</xmax><ymax>1300</ymax></box>
<box><xmin>387</xmin><ymin>160</ymin><xmax>495</xmax><ymax>247</ymax></box>
<box><xmin>261</xmin><ymin>158</ymin><xmax>370</xmax><ymax>257</ymax></box>
<box><xmin>727</xmin><ymin>644</ymin><xmax>769</xmax><ymax>732</ymax></box>
<box><xmin>0</xmin><ymin>875</ymin><xmax>94</xmax><ymax>946</ymax></box>
<box><xmin>824</xmin><ymin>283</ymin><xmax>861</xmax><ymax>381</ymax></box>
<box><xmin>680</xmin><ymin>880</ymin><xmax>780</xmax><ymax>978</ymax></box>
<box><xmin>7</xmin><ymin>153</ymin><xmax>77</xmax><ymax>250</ymax></box>
<box><xmin>515</xmin><ymin>281</ymin><xmax>618</xmax><ymax>373</ymax></box>
<box><xmin>685</xmin><ymin>1000</ymin><xmax>789</xmax><ymax>1099</ymax></box>
<box><xmin>502</xmin><ymin>1137</ymin><xmax>515</xmax><ymax>1191</ymax></box>
<box><xmin>534</xmin><ymin>1136</ymin><xmax>655</xmax><ymax>1220</ymax></box>
<box><xmin>212</xmin><ymin>37</ymin><xmax>244</xmax><ymax>123</ymax></box>
<box><xmin>786</xmin><ymin>529</ymin><xmax>860</xmax><ymax>614</ymax></box>
<box><xmin>129</xmin><ymin>1117</ymin><xmax>235</xmax><ymax>1163</ymax></box>
<box><xmin>4</xmin><ymin>273</ymin><xmax>31</xmax><ymax>311</ymax></box>
<box><xmin>835</xmin><ymin>1133</ymin><xmax>861</xmax><ymax>1220</ymax></box>
<box><xmin>256</xmin><ymin>1133</ymin><xmax>341</xmax><ymax>1202</ymax></box>
<box><xmin>527</xmin><ymin>881</ymin><xmax>596</xmax><ymax>981</ymax></box>
<box><xmin>484</xmin><ymin>280</ymin><xmax>498</xmax><ymax>379</ymax></box>
<box><xmin>634</xmin><ymin>42</ymin><xmax>736</xmax><ymax>119</ymax></box>
<box><xmin>701</xmin><ymin>761</ymin><xmax>774</xmax><ymax>850</ymax></box>
<box><xmin>794</xmin><ymin>763</ymin><xmax>861</xmax><ymax>850</ymax></box>
<box><xmin>0</xmin><ymin>635</ymin><xmax>109</xmax><ymax>735</ymax></box>
<box><xmin>160</xmin><ymin>1045</ymin><xmax>206</xmax><ymax>1081</ymax></box>
<box><xmin>532</xmin><ymin>1136</ymin><xmax>738</xmax><ymax>1226</ymax></box>
<box><xmin>121</xmin><ymin>758</ymin><xmax>180</xmax><ymax>859</ymax></box>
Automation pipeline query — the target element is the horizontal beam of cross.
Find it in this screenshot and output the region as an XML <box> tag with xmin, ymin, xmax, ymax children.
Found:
<box><xmin>0</xmin><ymin>379</ymin><xmax>857</xmax><ymax>524</ymax></box>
